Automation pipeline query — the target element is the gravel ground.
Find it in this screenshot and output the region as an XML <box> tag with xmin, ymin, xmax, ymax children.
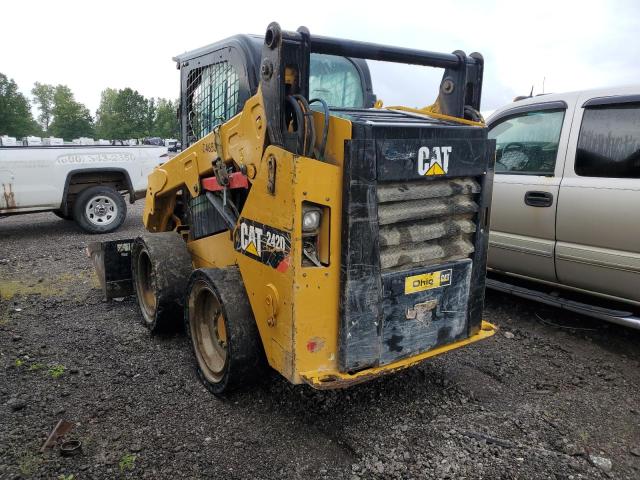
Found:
<box><xmin>1</xmin><ymin>203</ymin><xmax>640</xmax><ymax>480</ymax></box>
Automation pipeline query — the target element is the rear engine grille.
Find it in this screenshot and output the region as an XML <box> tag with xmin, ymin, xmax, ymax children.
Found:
<box><xmin>376</xmin><ymin>177</ymin><xmax>480</xmax><ymax>272</ymax></box>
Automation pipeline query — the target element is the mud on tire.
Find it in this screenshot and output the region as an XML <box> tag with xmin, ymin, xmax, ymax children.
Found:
<box><xmin>132</xmin><ymin>232</ymin><xmax>192</xmax><ymax>333</ymax></box>
<box><xmin>185</xmin><ymin>267</ymin><xmax>264</xmax><ymax>396</ymax></box>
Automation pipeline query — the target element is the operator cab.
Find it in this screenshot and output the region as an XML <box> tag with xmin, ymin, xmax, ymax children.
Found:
<box><xmin>173</xmin><ymin>35</ymin><xmax>375</xmax><ymax>148</ymax></box>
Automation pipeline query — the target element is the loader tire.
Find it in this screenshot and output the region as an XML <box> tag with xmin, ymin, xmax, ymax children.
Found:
<box><xmin>73</xmin><ymin>185</ymin><xmax>127</xmax><ymax>234</ymax></box>
<box><xmin>185</xmin><ymin>268</ymin><xmax>264</xmax><ymax>396</ymax></box>
<box><xmin>132</xmin><ymin>232</ymin><xmax>192</xmax><ymax>333</ymax></box>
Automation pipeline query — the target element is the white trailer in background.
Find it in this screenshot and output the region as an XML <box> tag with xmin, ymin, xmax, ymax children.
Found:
<box><xmin>0</xmin><ymin>136</ymin><xmax>18</xmax><ymax>146</ymax></box>
<box><xmin>22</xmin><ymin>136</ymin><xmax>42</xmax><ymax>146</ymax></box>
<box><xmin>0</xmin><ymin>144</ymin><xmax>168</xmax><ymax>233</ymax></box>
<box><xmin>72</xmin><ymin>137</ymin><xmax>95</xmax><ymax>145</ymax></box>
<box><xmin>42</xmin><ymin>137</ymin><xmax>64</xmax><ymax>145</ymax></box>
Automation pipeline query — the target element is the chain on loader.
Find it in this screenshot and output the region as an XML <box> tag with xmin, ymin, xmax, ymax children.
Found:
<box><xmin>89</xmin><ymin>22</ymin><xmax>497</xmax><ymax>395</ymax></box>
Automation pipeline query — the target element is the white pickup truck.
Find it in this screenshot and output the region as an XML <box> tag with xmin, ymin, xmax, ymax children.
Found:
<box><xmin>0</xmin><ymin>145</ymin><xmax>168</xmax><ymax>233</ymax></box>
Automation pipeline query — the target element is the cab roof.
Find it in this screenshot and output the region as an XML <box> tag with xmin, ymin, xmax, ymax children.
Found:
<box><xmin>173</xmin><ymin>34</ymin><xmax>263</xmax><ymax>68</ymax></box>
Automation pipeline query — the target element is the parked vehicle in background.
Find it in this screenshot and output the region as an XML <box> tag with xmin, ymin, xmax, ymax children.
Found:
<box><xmin>486</xmin><ymin>85</ymin><xmax>640</xmax><ymax>329</ymax></box>
<box><xmin>143</xmin><ymin>137</ymin><xmax>164</xmax><ymax>146</ymax></box>
<box><xmin>164</xmin><ymin>138</ymin><xmax>180</xmax><ymax>152</ymax></box>
<box><xmin>0</xmin><ymin>144</ymin><xmax>167</xmax><ymax>233</ymax></box>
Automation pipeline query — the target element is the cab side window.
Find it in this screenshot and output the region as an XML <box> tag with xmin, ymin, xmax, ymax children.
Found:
<box><xmin>309</xmin><ymin>54</ymin><xmax>364</xmax><ymax>108</ymax></box>
<box><xmin>186</xmin><ymin>61</ymin><xmax>240</xmax><ymax>143</ymax></box>
<box><xmin>575</xmin><ymin>104</ymin><xmax>640</xmax><ymax>178</ymax></box>
<box><xmin>488</xmin><ymin>110</ymin><xmax>565</xmax><ymax>175</ymax></box>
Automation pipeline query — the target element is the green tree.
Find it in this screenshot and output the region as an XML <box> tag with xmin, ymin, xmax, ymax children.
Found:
<box><xmin>95</xmin><ymin>87</ymin><xmax>150</xmax><ymax>139</ymax></box>
<box><xmin>31</xmin><ymin>82</ymin><xmax>55</xmax><ymax>133</ymax></box>
<box><xmin>95</xmin><ymin>88</ymin><xmax>119</xmax><ymax>139</ymax></box>
<box><xmin>146</xmin><ymin>97</ymin><xmax>156</xmax><ymax>137</ymax></box>
<box><xmin>0</xmin><ymin>73</ymin><xmax>39</xmax><ymax>138</ymax></box>
<box><xmin>49</xmin><ymin>85</ymin><xmax>94</xmax><ymax>140</ymax></box>
<box><xmin>152</xmin><ymin>98</ymin><xmax>179</xmax><ymax>139</ymax></box>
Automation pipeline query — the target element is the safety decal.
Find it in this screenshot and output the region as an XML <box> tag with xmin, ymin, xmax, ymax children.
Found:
<box><xmin>234</xmin><ymin>218</ymin><xmax>291</xmax><ymax>272</ymax></box>
<box><xmin>417</xmin><ymin>146</ymin><xmax>452</xmax><ymax>176</ymax></box>
<box><xmin>404</xmin><ymin>269</ymin><xmax>452</xmax><ymax>294</ymax></box>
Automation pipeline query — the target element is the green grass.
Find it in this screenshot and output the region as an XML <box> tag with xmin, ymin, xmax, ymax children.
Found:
<box><xmin>0</xmin><ymin>309</ymin><xmax>8</xmax><ymax>325</ymax></box>
<box><xmin>58</xmin><ymin>475</ymin><xmax>75</xmax><ymax>480</ymax></box>
<box><xmin>119</xmin><ymin>453</ymin><xmax>137</xmax><ymax>472</ymax></box>
<box><xmin>48</xmin><ymin>364</ymin><xmax>66</xmax><ymax>378</ymax></box>
<box><xmin>29</xmin><ymin>362</ymin><xmax>45</xmax><ymax>371</ymax></box>
<box><xmin>14</xmin><ymin>358</ymin><xmax>23</xmax><ymax>367</ymax></box>
<box><xmin>18</xmin><ymin>451</ymin><xmax>40</xmax><ymax>476</ymax></box>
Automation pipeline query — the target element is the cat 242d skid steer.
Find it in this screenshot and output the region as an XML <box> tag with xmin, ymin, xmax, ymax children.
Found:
<box><xmin>91</xmin><ymin>22</ymin><xmax>497</xmax><ymax>394</ymax></box>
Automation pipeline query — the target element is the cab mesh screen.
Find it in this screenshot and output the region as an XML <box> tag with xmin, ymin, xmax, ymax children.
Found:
<box><xmin>185</xmin><ymin>61</ymin><xmax>239</xmax><ymax>144</ymax></box>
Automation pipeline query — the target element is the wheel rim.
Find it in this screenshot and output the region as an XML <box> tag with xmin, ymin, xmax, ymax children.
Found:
<box><xmin>189</xmin><ymin>280</ymin><xmax>228</xmax><ymax>383</ymax></box>
<box><xmin>135</xmin><ymin>250</ymin><xmax>156</xmax><ymax>321</ymax></box>
<box><xmin>85</xmin><ymin>195</ymin><xmax>118</xmax><ymax>226</ymax></box>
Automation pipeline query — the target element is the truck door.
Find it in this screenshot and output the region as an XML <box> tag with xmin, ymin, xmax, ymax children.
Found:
<box><xmin>0</xmin><ymin>166</ymin><xmax>17</xmax><ymax>211</ymax></box>
<box><xmin>487</xmin><ymin>101</ymin><xmax>572</xmax><ymax>281</ymax></box>
<box><xmin>556</xmin><ymin>94</ymin><xmax>640</xmax><ymax>303</ymax></box>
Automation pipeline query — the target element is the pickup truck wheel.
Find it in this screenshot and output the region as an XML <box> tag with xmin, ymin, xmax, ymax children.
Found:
<box><xmin>185</xmin><ymin>268</ymin><xmax>264</xmax><ymax>396</ymax></box>
<box><xmin>132</xmin><ymin>233</ymin><xmax>192</xmax><ymax>333</ymax></box>
<box><xmin>73</xmin><ymin>186</ymin><xmax>126</xmax><ymax>234</ymax></box>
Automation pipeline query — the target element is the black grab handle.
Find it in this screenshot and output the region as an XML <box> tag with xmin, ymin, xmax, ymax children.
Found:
<box><xmin>524</xmin><ymin>191</ymin><xmax>554</xmax><ymax>207</ymax></box>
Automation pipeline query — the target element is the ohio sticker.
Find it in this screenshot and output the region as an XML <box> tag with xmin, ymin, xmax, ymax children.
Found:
<box><xmin>404</xmin><ymin>269</ymin><xmax>452</xmax><ymax>294</ymax></box>
<box><xmin>234</xmin><ymin>218</ymin><xmax>291</xmax><ymax>272</ymax></box>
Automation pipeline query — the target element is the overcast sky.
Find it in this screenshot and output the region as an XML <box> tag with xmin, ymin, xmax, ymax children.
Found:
<box><xmin>2</xmin><ymin>0</ymin><xmax>639</xmax><ymax>116</ymax></box>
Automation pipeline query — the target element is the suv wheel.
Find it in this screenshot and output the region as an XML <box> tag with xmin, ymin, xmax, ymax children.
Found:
<box><xmin>73</xmin><ymin>186</ymin><xmax>127</xmax><ymax>234</ymax></box>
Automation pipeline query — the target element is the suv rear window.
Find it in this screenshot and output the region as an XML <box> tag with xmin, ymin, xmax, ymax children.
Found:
<box><xmin>575</xmin><ymin>104</ymin><xmax>640</xmax><ymax>178</ymax></box>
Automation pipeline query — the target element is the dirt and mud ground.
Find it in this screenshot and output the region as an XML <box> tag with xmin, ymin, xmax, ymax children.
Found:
<box><xmin>1</xmin><ymin>204</ymin><xmax>639</xmax><ymax>479</ymax></box>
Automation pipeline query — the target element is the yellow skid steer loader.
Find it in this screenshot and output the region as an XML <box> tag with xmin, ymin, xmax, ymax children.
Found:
<box><xmin>90</xmin><ymin>22</ymin><xmax>497</xmax><ymax>395</ymax></box>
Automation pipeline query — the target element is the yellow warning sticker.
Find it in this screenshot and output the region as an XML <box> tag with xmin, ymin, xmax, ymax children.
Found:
<box><xmin>404</xmin><ymin>269</ymin><xmax>452</xmax><ymax>294</ymax></box>
<box><xmin>425</xmin><ymin>161</ymin><xmax>446</xmax><ymax>176</ymax></box>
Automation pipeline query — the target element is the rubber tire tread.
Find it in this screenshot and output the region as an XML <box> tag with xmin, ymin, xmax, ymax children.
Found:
<box><xmin>132</xmin><ymin>232</ymin><xmax>192</xmax><ymax>332</ymax></box>
<box><xmin>185</xmin><ymin>267</ymin><xmax>264</xmax><ymax>396</ymax></box>
<box><xmin>73</xmin><ymin>185</ymin><xmax>127</xmax><ymax>234</ymax></box>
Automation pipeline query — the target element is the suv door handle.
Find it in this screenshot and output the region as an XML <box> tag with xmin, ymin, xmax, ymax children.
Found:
<box><xmin>524</xmin><ymin>191</ymin><xmax>553</xmax><ymax>207</ymax></box>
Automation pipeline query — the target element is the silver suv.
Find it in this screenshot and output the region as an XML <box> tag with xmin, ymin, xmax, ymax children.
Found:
<box><xmin>486</xmin><ymin>85</ymin><xmax>640</xmax><ymax>329</ymax></box>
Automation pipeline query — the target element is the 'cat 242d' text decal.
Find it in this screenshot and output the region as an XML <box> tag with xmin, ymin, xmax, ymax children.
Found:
<box><xmin>418</xmin><ymin>146</ymin><xmax>452</xmax><ymax>176</ymax></box>
<box><xmin>234</xmin><ymin>218</ymin><xmax>291</xmax><ymax>272</ymax></box>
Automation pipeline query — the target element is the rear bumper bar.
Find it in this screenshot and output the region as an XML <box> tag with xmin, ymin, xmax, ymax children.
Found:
<box><xmin>300</xmin><ymin>321</ymin><xmax>496</xmax><ymax>389</ymax></box>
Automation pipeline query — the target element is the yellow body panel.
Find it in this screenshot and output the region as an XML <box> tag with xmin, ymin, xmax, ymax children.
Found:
<box><xmin>231</xmin><ymin>111</ymin><xmax>354</xmax><ymax>382</ymax></box>
<box><xmin>188</xmin><ymin>232</ymin><xmax>237</xmax><ymax>269</ymax></box>
<box><xmin>234</xmin><ymin>145</ymin><xmax>298</xmax><ymax>379</ymax></box>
